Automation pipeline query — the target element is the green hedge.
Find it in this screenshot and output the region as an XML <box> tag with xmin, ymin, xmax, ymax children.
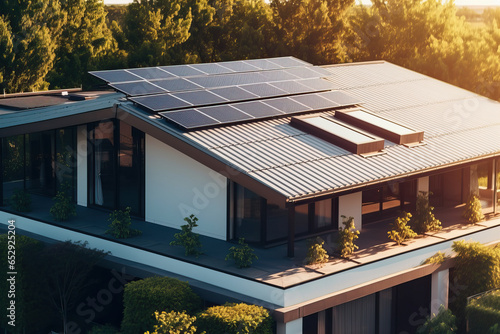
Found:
<box><xmin>467</xmin><ymin>291</ymin><xmax>500</xmax><ymax>334</ymax></box>
<box><xmin>196</xmin><ymin>303</ymin><xmax>273</xmax><ymax>334</ymax></box>
<box><xmin>121</xmin><ymin>276</ymin><xmax>202</xmax><ymax>334</ymax></box>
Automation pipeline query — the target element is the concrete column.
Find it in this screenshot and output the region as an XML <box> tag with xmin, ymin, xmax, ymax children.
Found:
<box><xmin>277</xmin><ymin>318</ymin><xmax>302</xmax><ymax>334</ymax></box>
<box><xmin>417</xmin><ymin>176</ymin><xmax>429</xmax><ymax>195</ymax></box>
<box><xmin>338</xmin><ymin>191</ymin><xmax>362</xmax><ymax>231</ymax></box>
<box><xmin>317</xmin><ymin>310</ymin><xmax>326</xmax><ymax>334</ymax></box>
<box><xmin>431</xmin><ymin>269</ymin><xmax>449</xmax><ymax>317</ymax></box>
<box><xmin>76</xmin><ymin>125</ymin><xmax>87</xmax><ymax>207</ymax></box>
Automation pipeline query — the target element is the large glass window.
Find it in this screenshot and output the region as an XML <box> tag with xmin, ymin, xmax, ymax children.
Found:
<box><xmin>476</xmin><ymin>160</ymin><xmax>495</xmax><ymax>214</ymax></box>
<box><xmin>234</xmin><ymin>183</ymin><xmax>262</xmax><ymax>243</ymax></box>
<box><xmin>2</xmin><ymin>135</ymin><xmax>25</xmax><ymax>204</ymax></box>
<box><xmin>315</xmin><ymin>198</ymin><xmax>332</xmax><ymax>230</ymax></box>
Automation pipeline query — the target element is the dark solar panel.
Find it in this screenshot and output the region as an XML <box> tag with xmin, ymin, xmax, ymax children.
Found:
<box><xmin>234</xmin><ymin>101</ymin><xmax>283</xmax><ymax>117</ymax></box>
<box><xmin>161</xmin><ymin>109</ymin><xmax>220</xmax><ymax>128</ymax></box>
<box><xmin>244</xmin><ymin>59</ymin><xmax>282</xmax><ymax>70</ymax></box>
<box><xmin>299</xmin><ymin>78</ymin><xmax>338</xmax><ymax>91</ymax></box>
<box><xmin>110</xmin><ymin>81</ymin><xmax>166</xmax><ymax>96</ymax></box>
<box><xmin>269</xmin><ymin>81</ymin><xmax>315</xmax><ymax>94</ymax></box>
<box><xmin>127</xmin><ymin>68</ymin><xmax>175</xmax><ymax>80</ymax></box>
<box><xmin>220</xmin><ymin>61</ymin><xmax>260</xmax><ymax>72</ymax></box>
<box><xmin>260</xmin><ymin>70</ymin><xmax>299</xmax><ymax>81</ymax></box>
<box><xmin>270</xmin><ymin>57</ymin><xmax>312</xmax><ymax>68</ymax></box>
<box><xmin>159</xmin><ymin>65</ymin><xmax>205</xmax><ymax>77</ymax></box>
<box><xmin>263</xmin><ymin>97</ymin><xmax>311</xmax><ymax>114</ymax></box>
<box><xmin>199</xmin><ymin>105</ymin><xmax>253</xmax><ymax>122</ymax></box>
<box><xmin>209</xmin><ymin>86</ymin><xmax>259</xmax><ymax>101</ymax></box>
<box><xmin>130</xmin><ymin>94</ymin><xmax>192</xmax><ymax>111</ymax></box>
<box><xmin>190</xmin><ymin>63</ymin><xmax>232</xmax><ymax>74</ymax></box>
<box><xmin>153</xmin><ymin>78</ymin><xmax>201</xmax><ymax>92</ymax></box>
<box><xmin>320</xmin><ymin>91</ymin><xmax>362</xmax><ymax>106</ymax></box>
<box><xmin>285</xmin><ymin>67</ymin><xmax>324</xmax><ymax>79</ymax></box>
<box><xmin>240</xmin><ymin>83</ymin><xmax>288</xmax><ymax>98</ymax></box>
<box><xmin>173</xmin><ymin>90</ymin><xmax>227</xmax><ymax>105</ymax></box>
<box><xmin>188</xmin><ymin>72</ymin><xmax>266</xmax><ymax>89</ymax></box>
<box><xmin>90</xmin><ymin>70</ymin><xmax>142</xmax><ymax>83</ymax></box>
<box><xmin>291</xmin><ymin>94</ymin><xmax>339</xmax><ymax>110</ymax></box>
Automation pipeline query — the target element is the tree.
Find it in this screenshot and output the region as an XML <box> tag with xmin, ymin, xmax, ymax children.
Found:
<box><xmin>337</xmin><ymin>215</ymin><xmax>359</xmax><ymax>258</ymax></box>
<box><xmin>388</xmin><ymin>211</ymin><xmax>417</xmax><ymax>245</ymax></box>
<box><xmin>41</xmin><ymin>241</ymin><xmax>108</xmax><ymax>334</ymax></box>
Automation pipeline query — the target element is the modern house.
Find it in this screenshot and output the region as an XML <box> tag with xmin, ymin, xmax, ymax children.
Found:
<box><xmin>1</xmin><ymin>57</ymin><xmax>500</xmax><ymax>333</ymax></box>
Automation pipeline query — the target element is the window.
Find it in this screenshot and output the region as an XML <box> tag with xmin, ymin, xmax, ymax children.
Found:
<box><xmin>233</xmin><ymin>182</ymin><xmax>263</xmax><ymax>243</ymax></box>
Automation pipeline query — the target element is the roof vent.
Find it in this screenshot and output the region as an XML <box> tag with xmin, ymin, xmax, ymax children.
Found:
<box><xmin>335</xmin><ymin>109</ymin><xmax>424</xmax><ymax>146</ymax></box>
<box><xmin>291</xmin><ymin>115</ymin><xmax>385</xmax><ymax>155</ymax></box>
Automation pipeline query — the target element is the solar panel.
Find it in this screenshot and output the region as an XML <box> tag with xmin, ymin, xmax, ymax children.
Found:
<box><xmin>270</xmin><ymin>57</ymin><xmax>312</xmax><ymax>68</ymax></box>
<box><xmin>219</xmin><ymin>61</ymin><xmax>260</xmax><ymax>72</ymax></box>
<box><xmin>162</xmin><ymin>109</ymin><xmax>219</xmax><ymax>128</ymax></box>
<box><xmin>263</xmin><ymin>97</ymin><xmax>311</xmax><ymax>114</ymax></box>
<box><xmin>152</xmin><ymin>78</ymin><xmax>201</xmax><ymax>92</ymax></box>
<box><xmin>110</xmin><ymin>81</ymin><xmax>166</xmax><ymax>96</ymax></box>
<box><xmin>319</xmin><ymin>91</ymin><xmax>362</xmax><ymax>106</ymax></box>
<box><xmin>299</xmin><ymin>78</ymin><xmax>338</xmax><ymax>91</ymax></box>
<box><xmin>127</xmin><ymin>68</ymin><xmax>175</xmax><ymax>80</ymax></box>
<box><xmin>199</xmin><ymin>105</ymin><xmax>253</xmax><ymax>122</ymax></box>
<box><xmin>90</xmin><ymin>70</ymin><xmax>142</xmax><ymax>83</ymax></box>
<box><xmin>190</xmin><ymin>63</ymin><xmax>232</xmax><ymax>74</ymax></box>
<box><xmin>291</xmin><ymin>94</ymin><xmax>339</xmax><ymax>110</ymax></box>
<box><xmin>130</xmin><ymin>94</ymin><xmax>192</xmax><ymax>111</ymax></box>
<box><xmin>209</xmin><ymin>86</ymin><xmax>259</xmax><ymax>101</ymax></box>
<box><xmin>268</xmin><ymin>81</ymin><xmax>315</xmax><ymax>94</ymax></box>
<box><xmin>260</xmin><ymin>70</ymin><xmax>299</xmax><ymax>81</ymax></box>
<box><xmin>173</xmin><ymin>90</ymin><xmax>227</xmax><ymax>105</ymax></box>
<box><xmin>188</xmin><ymin>72</ymin><xmax>266</xmax><ymax>89</ymax></box>
<box><xmin>285</xmin><ymin>67</ymin><xmax>325</xmax><ymax>79</ymax></box>
<box><xmin>159</xmin><ymin>65</ymin><xmax>205</xmax><ymax>77</ymax></box>
<box><xmin>234</xmin><ymin>101</ymin><xmax>283</xmax><ymax>117</ymax></box>
<box><xmin>240</xmin><ymin>83</ymin><xmax>288</xmax><ymax>98</ymax></box>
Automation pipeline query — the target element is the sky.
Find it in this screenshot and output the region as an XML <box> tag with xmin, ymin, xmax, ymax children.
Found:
<box><xmin>103</xmin><ymin>0</ymin><xmax>500</xmax><ymax>5</ymax></box>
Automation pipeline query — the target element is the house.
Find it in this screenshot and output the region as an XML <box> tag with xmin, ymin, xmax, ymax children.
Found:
<box><xmin>1</xmin><ymin>57</ymin><xmax>499</xmax><ymax>333</ymax></box>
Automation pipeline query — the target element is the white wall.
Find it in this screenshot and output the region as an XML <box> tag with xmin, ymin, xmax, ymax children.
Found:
<box><xmin>76</xmin><ymin>125</ymin><xmax>87</xmax><ymax>207</ymax></box>
<box><xmin>145</xmin><ymin>135</ymin><xmax>227</xmax><ymax>240</ymax></box>
<box><xmin>338</xmin><ymin>191</ymin><xmax>362</xmax><ymax>230</ymax></box>
<box><xmin>417</xmin><ymin>176</ymin><xmax>429</xmax><ymax>195</ymax></box>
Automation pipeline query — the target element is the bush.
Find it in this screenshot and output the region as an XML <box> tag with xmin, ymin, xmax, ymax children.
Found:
<box><xmin>106</xmin><ymin>207</ymin><xmax>142</xmax><ymax>238</ymax></box>
<box><xmin>146</xmin><ymin>311</ymin><xmax>198</xmax><ymax>334</ymax></box>
<box><xmin>467</xmin><ymin>291</ymin><xmax>500</xmax><ymax>334</ymax></box>
<box><xmin>463</xmin><ymin>194</ymin><xmax>485</xmax><ymax>224</ymax></box>
<box><xmin>170</xmin><ymin>214</ymin><xmax>203</xmax><ymax>257</ymax></box>
<box><xmin>413</xmin><ymin>191</ymin><xmax>442</xmax><ymax>234</ymax></box>
<box><xmin>305</xmin><ymin>237</ymin><xmax>329</xmax><ymax>266</ymax></box>
<box><xmin>337</xmin><ymin>215</ymin><xmax>359</xmax><ymax>259</ymax></box>
<box><xmin>417</xmin><ymin>305</ymin><xmax>457</xmax><ymax>334</ymax></box>
<box><xmin>10</xmin><ymin>188</ymin><xmax>31</xmax><ymax>212</ymax></box>
<box><xmin>121</xmin><ymin>276</ymin><xmax>202</xmax><ymax>334</ymax></box>
<box><xmin>196</xmin><ymin>303</ymin><xmax>273</xmax><ymax>334</ymax></box>
<box><xmin>50</xmin><ymin>182</ymin><xmax>76</xmax><ymax>221</ymax></box>
<box><xmin>388</xmin><ymin>211</ymin><xmax>417</xmax><ymax>245</ymax></box>
<box><xmin>225</xmin><ymin>238</ymin><xmax>258</xmax><ymax>268</ymax></box>
<box><xmin>422</xmin><ymin>251</ymin><xmax>449</xmax><ymax>265</ymax></box>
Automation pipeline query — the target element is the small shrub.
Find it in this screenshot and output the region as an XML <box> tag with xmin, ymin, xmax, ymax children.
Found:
<box><xmin>196</xmin><ymin>303</ymin><xmax>273</xmax><ymax>334</ymax></box>
<box><xmin>106</xmin><ymin>207</ymin><xmax>142</xmax><ymax>239</ymax></box>
<box><xmin>467</xmin><ymin>291</ymin><xmax>500</xmax><ymax>334</ymax></box>
<box><xmin>416</xmin><ymin>305</ymin><xmax>457</xmax><ymax>334</ymax></box>
<box><xmin>463</xmin><ymin>194</ymin><xmax>485</xmax><ymax>224</ymax></box>
<box><xmin>225</xmin><ymin>238</ymin><xmax>258</xmax><ymax>268</ymax></box>
<box><xmin>145</xmin><ymin>311</ymin><xmax>199</xmax><ymax>334</ymax></box>
<box><xmin>170</xmin><ymin>214</ymin><xmax>203</xmax><ymax>257</ymax></box>
<box><xmin>388</xmin><ymin>211</ymin><xmax>417</xmax><ymax>245</ymax></box>
<box><xmin>413</xmin><ymin>191</ymin><xmax>442</xmax><ymax>234</ymax></box>
<box><xmin>337</xmin><ymin>215</ymin><xmax>360</xmax><ymax>258</ymax></box>
<box><xmin>121</xmin><ymin>276</ymin><xmax>202</xmax><ymax>334</ymax></box>
<box><xmin>422</xmin><ymin>251</ymin><xmax>449</xmax><ymax>265</ymax></box>
<box><xmin>10</xmin><ymin>188</ymin><xmax>31</xmax><ymax>212</ymax></box>
<box><xmin>305</xmin><ymin>237</ymin><xmax>329</xmax><ymax>266</ymax></box>
<box><xmin>50</xmin><ymin>183</ymin><xmax>76</xmax><ymax>221</ymax></box>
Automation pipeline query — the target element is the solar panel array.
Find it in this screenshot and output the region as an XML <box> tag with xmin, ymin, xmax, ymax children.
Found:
<box><xmin>90</xmin><ymin>57</ymin><xmax>363</xmax><ymax>130</ymax></box>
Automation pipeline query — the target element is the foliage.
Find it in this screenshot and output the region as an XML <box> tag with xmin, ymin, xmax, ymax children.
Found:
<box><xmin>170</xmin><ymin>214</ymin><xmax>203</xmax><ymax>257</ymax></box>
<box><xmin>422</xmin><ymin>251</ymin><xmax>449</xmax><ymax>265</ymax></box>
<box><xmin>463</xmin><ymin>194</ymin><xmax>485</xmax><ymax>224</ymax></box>
<box><xmin>416</xmin><ymin>305</ymin><xmax>457</xmax><ymax>334</ymax></box>
<box><xmin>196</xmin><ymin>303</ymin><xmax>273</xmax><ymax>334</ymax></box>
<box><xmin>388</xmin><ymin>211</ymin><xmax>417</xmax><ymax>245</ymax></box>
<box><xmin>106</xmin><ymin>206</ymin><xmax>142</xmax><ymax>239</ymax></box>
<box><xmin>337</xmin><ymin>215</ymin><xmax>360</xmax><ymax>259</ymax></box>
<box><xmin>489</xmin><ymin>323</ymin><xmax>500</xmax><ymax>334</ymax></box>
<box><xmin>88</xmin><ymin>324</ymin><xmax>120</xmax><ymax>334</ymax></box>
<box><xmin>450</xmin><ymin>240</ymin><xmax>500</xmax><ymax>331</ymax></box>
<box><xmin>145</xmin><ymin>311</ymin><xmax>199</xmax><ymax>334</ymax></box>
<box><xmin>0</xmin><ymin>235</ymin><xmax>52</xmax><ymax>333</ymax></box>
<box><xmin>41</xmin><ymin>241</ymin><xmax>108</xmax><ymax>334</ymax></box>
<box><xmin>10</xmin><ymin>188</ymin><xmax>31</xmax><ymax>212</ymax></box>
<box><xmin>305</xmin><ymin>237</ymin><xmax>329</xmax><ymax>266</ymax></box>
<box><xmin>413</xmin><ymin>191</ymin><xmax>442</xmax><ymax>234</ymax></box>
<box><xmin>50</xmin><ymin>182</ymin><xmax>76</xmax><ymax>221</ymax></box>
<box><xmin>225</xmin><ymin>238</ymin><xmax>258</xmax><ymax>268</ymax></box>
<box><xmin>467</xmin><ymin>290</ymin><xmax>500</xmax><ymax>334</ymax></box>
<box><xmin>121</xmin><ymin>276</ymin><xmax>202</xmax><ymax>334</ymax></box>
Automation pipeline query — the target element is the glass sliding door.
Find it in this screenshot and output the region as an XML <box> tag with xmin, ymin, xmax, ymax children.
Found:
<box><xmin>1</xmin><ymin>135</ymin><xmax>25</xmax><ymax>204</ymax></box>
<box><xmin>27</xmin><ymin>131</ymin><xmax>56</xmax><ymax>196</ymax></box>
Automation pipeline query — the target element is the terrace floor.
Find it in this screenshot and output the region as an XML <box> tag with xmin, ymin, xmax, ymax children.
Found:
<box><xmin>1</xmin><ymin>195</ymin><xmax>499</xmax><ymax>289</ymax></box>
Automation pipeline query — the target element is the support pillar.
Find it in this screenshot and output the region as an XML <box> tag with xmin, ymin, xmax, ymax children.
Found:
<box><xmin>417</xmin><ymin>176</ymin><xmax>429</xmax><ymax>195</ymax></box>
<box><xmin>288</xmin><ymin>206</ymin><xmax>295</xmax><ymax>258</ymax></box>
<box><xmin>494</xmin><ymin>159</ymin><xmax>498</xmax><ymax>214</ymax></box>
<box><xmin>77</xmin><ymin>125</ymin><xmax>88</xmax><ymax>207</ymax></box>
<box><xmin>277</xmin><ymin>318</ymin><xmax>302</xmax><ymax>334</ymax></box>
<box><xmin>431</xmin><ymin>269</ymin><xmax>449</xmax><ymax>317</ymax></box>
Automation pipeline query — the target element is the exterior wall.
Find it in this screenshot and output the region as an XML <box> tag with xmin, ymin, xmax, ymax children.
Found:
<box><xmin>417</xmin><ymin>176</ymin><xmax>429</xmax><ymax>194</ymax></box>
<box><xmin>145</xmin><ymin>135</ymin><xmax>227</xmax><ymax>240</ymax></box>
<box><xmin>76</xmin><ymin>125</ymin><xmax>87</xmax><ymax>207</ymax></box>
<box><xmin>338</xmin><ymin>191</ymin><xmax>362</xmax><ymax>230</ymax></box>
<box><xmin>277</xmin><ymin>318</ymin><xmax>302</xmax><ymax>334</ymax></box>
